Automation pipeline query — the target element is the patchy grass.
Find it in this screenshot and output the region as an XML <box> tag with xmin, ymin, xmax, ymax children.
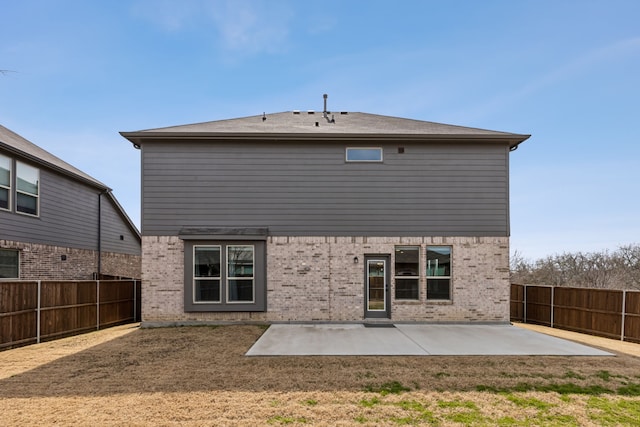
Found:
<box><xmin>359</xmin><ymin>397</ymin><xmax>381</xmax><ymax>408</ymax></box>
<box><xmin>506</xmin><ymin>394</ymin><xmax>555</xmax><ymax>411</ymax></box>
<box><xmin>305</xmin><ymin>399</ymin><xmax>318</xmax><ymax>406</ymax></box>
<box><xmin>267</xmin><ymin>415</ymin><xmax>308</xmax><ymax>425</ymax></box>
<box><xmin>1</xmin><ymin>324</ymin><xmax>640</xmax><ymax>425</ymax></box>
<box><xmin>587</xmin><ymin>397</ymin><xmax>640</xmax><ymax>426</ymax></box>
<box><xmin>617</xmin><ymin>383</ymin><xmax>640</xmax><ymax>396</ymax></box>
<box><xmin>364</xmin><ymin>380</ymin><xmax>411</xmax><ymax>395</ymax></box>
<box><xmin>564</xmin><ymin>370</ymin><xmax>587</xmax><ymax>380</ymax></box>
<box><xmin>477</xmin><ymin>382</ymin><xmax>614</xmax><ymax>395</ymax></box>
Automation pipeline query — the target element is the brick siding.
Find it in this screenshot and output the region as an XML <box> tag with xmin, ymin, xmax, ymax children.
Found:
<box><xmin>1</xmin><ymin>240</ymin><xmax>141</xmax><ymax>280</ymax></box>
<box><xmin>141</xmin><ymin>235</ymin><xmax>509</xmax><ymax>324</ymax></box>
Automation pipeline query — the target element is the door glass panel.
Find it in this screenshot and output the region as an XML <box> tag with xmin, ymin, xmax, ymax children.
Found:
<box><xmin>367</xmin><ymin>260</ymin><xmax>386</xmax><ymax>311</ymax></box>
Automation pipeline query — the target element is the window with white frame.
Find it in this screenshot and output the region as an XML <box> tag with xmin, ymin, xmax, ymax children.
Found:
<box><xmin>0</xmin><ymin>249</ymin><xmax>19</xmax><ymax>278</ymax></box>
<box><xmin>345</xmin><ymin>147</ymin><xmax>383</xmax><ymax>162</ymax></box>
<box><xmin>394</xmin><ymin>246</ymin><xmax>420</xmax><ymax>300</ymax></box>
<box><xmin>16</xmin><ymin>161</ymin><xmax>39</xmax><ymax>216</ymax></box>
<box><xmin>426</xmin><ymin>246</ymin><xmax>452</xmax><ymax>300</ymax></box>
<box><xmin>0</xmin><ymin>154</ymin><xmax>10</xmax><ymax>211</ymax></box>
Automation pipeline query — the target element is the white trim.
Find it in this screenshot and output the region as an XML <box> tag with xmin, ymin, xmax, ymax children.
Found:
<box><xmin>0</xmin><ymin>153</ymin><xmax>11</xmax><ymax>212</ymax></box>
<box><xmin>345</xmin><ymin>147</ymin><xmax>383</xmax><ymax>162</ymax></box>
<box><xmin>15</xmin><ymin>161</ymin><xmax>40</xmax><ymax>217</ymax></box>
<box><xmin>226</xmin><ymin>244</ymin><xmax>255</xmax><ymax>304</ymax></box>
<box><xmin>192</xmin><ymin>245</ymin><xmax>222</xmax><ymax>304</ymax></box>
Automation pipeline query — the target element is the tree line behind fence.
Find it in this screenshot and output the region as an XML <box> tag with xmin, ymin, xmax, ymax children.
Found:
<box><xmin>510</xmin><ymin>284</ymin><xmax>640</xmax><ymax>343</ymax></box>
<box><xmin>0</xmin><ymin>280</ymin><xmax>140</xmax><ymax>350</ymax></box>
<box><xmin>511</xmin><ymin>244</ymin><xmax>640</xmax><ymax>290</ymax></box>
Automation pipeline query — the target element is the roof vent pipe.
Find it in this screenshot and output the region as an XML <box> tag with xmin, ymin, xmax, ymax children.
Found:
<box><xmin>323</xmin><ymin>94</ymin><xmax>328</xmax><ymax>118</ymax></box>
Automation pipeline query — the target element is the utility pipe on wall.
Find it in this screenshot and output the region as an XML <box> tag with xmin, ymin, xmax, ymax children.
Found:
<box><xmin>97</xmin><ymin>192</ymin><xmax>102</xmax><ymax>277</ymax></box>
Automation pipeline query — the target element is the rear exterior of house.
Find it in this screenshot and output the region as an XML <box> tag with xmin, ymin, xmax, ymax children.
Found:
<box><xmin>122</xmin><ymin>109</ymin><xmax>529</xmax><ymax>324</ymax></box>
<box><xmin>0</xmin><ymin>125</ymin><xmax>141</xmax><ymax>280</ymax></box>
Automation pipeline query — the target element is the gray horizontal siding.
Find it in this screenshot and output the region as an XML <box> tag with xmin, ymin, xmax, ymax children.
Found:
<box><xmin>1</xmin><ymin>168</ymin><xmax>99</xmax><ymax>247</ymax></box>
<box><xmin>0</xmin><ymin>167</ymin><xmax>139</xmax><ymax>255</ymax></box>
<box><xmin>100</xmin><ymin>195</ymin><xmax>141</xmax><ymax>255</ymax></box>
<box><xmin>141</xmin><ymin>141</ymin><xmax>510</xmax><ymax>236</ymax></box>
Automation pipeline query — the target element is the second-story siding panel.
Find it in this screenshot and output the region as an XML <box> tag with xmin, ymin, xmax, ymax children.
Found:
<box><xmin>100</xmin><ymin>196</ymin><xmax>142</xmax><ymax>255</ymax></box>
<box><xmin>0</xmin><ymin>168</ymin><xmax>100</xmax><ymax>248</ymax></box>
<box><xmin>141</xmin><ymin>140</ymin><xmax>509</xmax><ymax>236</ymax></box>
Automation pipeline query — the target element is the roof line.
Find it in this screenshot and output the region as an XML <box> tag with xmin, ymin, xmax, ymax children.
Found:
<box><xmin>104</xmin><ymin>190</ymin><xmax>141</xmax><ymax>240</ymax></box>
<box><xmin>0</xmin><ymin>141</ymin><xmax>112</xmax><ymax>190</ymax></box>
<box><xmin>121</xmin><ymin>132</ymin><xmax>531</xmax><ymax>148</ymax></box>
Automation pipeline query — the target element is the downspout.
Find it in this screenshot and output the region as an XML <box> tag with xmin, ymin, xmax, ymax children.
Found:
<box><xmin>97</xmin><ymin>190</ymin><xmax>109</xmax><ymax>278</ymax></box>
<box><xmin>98</xmin><ymin>191</ymin><xmax>102</xmax><ymax>278</ymax></box>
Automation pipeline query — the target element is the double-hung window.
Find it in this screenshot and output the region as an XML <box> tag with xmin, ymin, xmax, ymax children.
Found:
<box><xmin>184</xmin><ymin>238</ymin><xmax>265</xmax><ymax>312</ymax></box>
<box><xmin>192</xmin><ymin>245</ymin><xmax>255</xmax><ymax>304</ymax></box>
<box><xmin>16</xmin><ymin>161</ymin><xmax>39</xmax><ymax>216</ymax></box>
<box><xmin>0</xmin><ymin>154</ymin><xmax>10</xmax><ymax>210</ymax></box>
<box><xmin>426</xmin><ymin>246</ymin><xmax>452</xmax><ymax>300</ymax></box>
<box><xmin>227</xmin><ymin>245</ymin><xmax>255</xmax><ymax>303</ymax></box>
<box><xmin>394</xmin><ymin>246</ymin><xmax>420</xmax><ymax>300</ymax></box>
<box><xmin>193</xmin><ymin>246</ymin><xmax>221</xmax><ymax>302</ymax></box>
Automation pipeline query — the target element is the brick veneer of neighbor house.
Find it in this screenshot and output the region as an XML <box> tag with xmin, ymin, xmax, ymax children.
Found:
<box><xmin>141</xmin><ymin>235</ymin><xmax>509</xmax><ymax>324</ymax></box>
<box><xmin>1</xmin><ymin>240</ymin><xmax>141</xmax><ymax>280</ymax></box>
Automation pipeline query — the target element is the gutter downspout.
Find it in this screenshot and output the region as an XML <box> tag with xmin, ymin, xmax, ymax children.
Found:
<box><xmin>97</xmin><ymin>190</ymin><xmax>109</xmax><ymax>278</ymax></box>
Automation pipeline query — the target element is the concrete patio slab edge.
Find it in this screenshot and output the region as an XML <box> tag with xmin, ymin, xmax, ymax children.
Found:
<box><xmin>245</xmin><ymin>323</ymin><xmax>614</xmax><ymax>357</ymax></box>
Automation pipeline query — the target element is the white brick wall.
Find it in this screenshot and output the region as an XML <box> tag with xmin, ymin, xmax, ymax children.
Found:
<box><xmin>141</xmin><ymin>235</ymin><xmax>510</xmax><ymax>323</ymax></box>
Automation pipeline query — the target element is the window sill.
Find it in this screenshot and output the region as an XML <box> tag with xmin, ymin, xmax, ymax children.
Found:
<box><xmin>394</xmin><ymin>300</ymin><xmax>421</xmax><ymax>305</ymax></box>
<box><xmin>425</xmin><ymin>300</ymin><xmax>453</xmax><ymax>305</ymax></box>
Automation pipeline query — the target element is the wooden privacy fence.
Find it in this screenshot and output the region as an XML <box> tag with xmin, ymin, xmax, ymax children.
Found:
<box><xmin>511</xmin><ymin>284</ymin><xmax>640</xmax><ymax>343</ymax></box>
<box><xmin>0</xmin><ymin>280</ymin><xmax>140</xmax><ymax>350</ymax></box>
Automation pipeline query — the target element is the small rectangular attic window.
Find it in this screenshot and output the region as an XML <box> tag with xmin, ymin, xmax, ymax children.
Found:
<box><xmin>346</xmin><ymin>147</ymin><xmax>383</xmax><ymax>162</ymax></box>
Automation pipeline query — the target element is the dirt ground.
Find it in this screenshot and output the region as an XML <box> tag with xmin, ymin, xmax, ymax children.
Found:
<box><xmin>1</xmin><ymin>323</ymin><xmax>639</xmax><ymax>426</ymax></box>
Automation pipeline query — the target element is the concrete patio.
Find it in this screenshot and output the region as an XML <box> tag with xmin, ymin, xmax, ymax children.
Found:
<box><xmin>246</xmin><ymin>323</ymin><xmax>614</xmax><ymax>356</ymax></box>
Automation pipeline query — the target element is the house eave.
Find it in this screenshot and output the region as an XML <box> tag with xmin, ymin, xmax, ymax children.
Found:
<box><xmin>121</xmin><ymin>132</ymin><xmax>531</xmax><ymax>149</ymax></box>
<box><xmin>0</xmin><ymin>141</ymin><xmax>112</xmax><ymax>191</ymax></box>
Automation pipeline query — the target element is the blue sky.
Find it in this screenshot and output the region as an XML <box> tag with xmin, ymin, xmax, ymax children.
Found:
<box><xmin>1</xmin><ymin>0</ymin><xmax>639</xmax><ymax>261</ymax></box>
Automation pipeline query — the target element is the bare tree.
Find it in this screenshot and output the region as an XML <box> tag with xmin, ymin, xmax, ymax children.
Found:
<box><xmin>615</xmin><ymin>244</ymin><xmax>640</xmax><ymax>290</ymax></box>
<box><xmin>510</xmin><ymin>244</ymin><xmax>640</xmax><ymax>290</ymax></box>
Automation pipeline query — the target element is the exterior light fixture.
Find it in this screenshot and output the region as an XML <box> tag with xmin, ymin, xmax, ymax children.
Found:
<box><xmin>353</xmin><ymin>256</ymin><xmax>359</xmax><ymax>264</ymax></box>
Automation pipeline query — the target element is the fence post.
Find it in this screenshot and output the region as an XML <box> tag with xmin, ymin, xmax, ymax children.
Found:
<box><xmin>550</xmin><ymin>285</ymin><xmax>554</xmax><ymax>328</ymax></box>
<box><xmin>523</xmin><ymin>284</ymin><xmax>527</xmax><ymax>323</ymax></box>
<box><xmin>96</xmin><ymin>280</ymin><xmax>100</xmax><ymax>331</ymax></box>
<box><xmin>133</xmin><ymin>280</ymin><xmax>137</xmax><ymax>323</ymax></box>
<box><xmin>621</xmin><ymin>290</ymin><xmax>626</xmax><ymax>341</ymax></box>
<box><xmin>36</xmin><ymin>280</ymin><xmax>41</xmax><ymax>344</ymax></box>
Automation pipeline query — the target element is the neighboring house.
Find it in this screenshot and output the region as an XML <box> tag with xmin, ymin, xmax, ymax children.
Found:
<box><xmin>0</xmin><ymin>125</ymin><xmax>141</xmax><ymax>280</ymax></box>
<box><xmin>121</xmin><ymin>104</ymin><xmax>529</xmax><ymax>324</ymax></box>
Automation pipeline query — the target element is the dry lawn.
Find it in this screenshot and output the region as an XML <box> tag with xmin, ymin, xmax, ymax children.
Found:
<box><xmin>1</xmin><ymin>323</ymin><xmax>640</xmax><ymax>426</ymax></box>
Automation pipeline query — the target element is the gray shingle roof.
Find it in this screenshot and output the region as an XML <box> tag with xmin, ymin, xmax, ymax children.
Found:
<box><xmin>1</xmin><ymin>124</ymin><xmax>140</xmax><ymax>238</ymax></box>
<box><xmin>0</xmin><ymin>124</ymin><xmax>108</xmax><ymax>189</ymax></box>
<box><xmin>121</xmin><ymin>111</ymin><xmax>530</xmax><ymax>148</ymax></box>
